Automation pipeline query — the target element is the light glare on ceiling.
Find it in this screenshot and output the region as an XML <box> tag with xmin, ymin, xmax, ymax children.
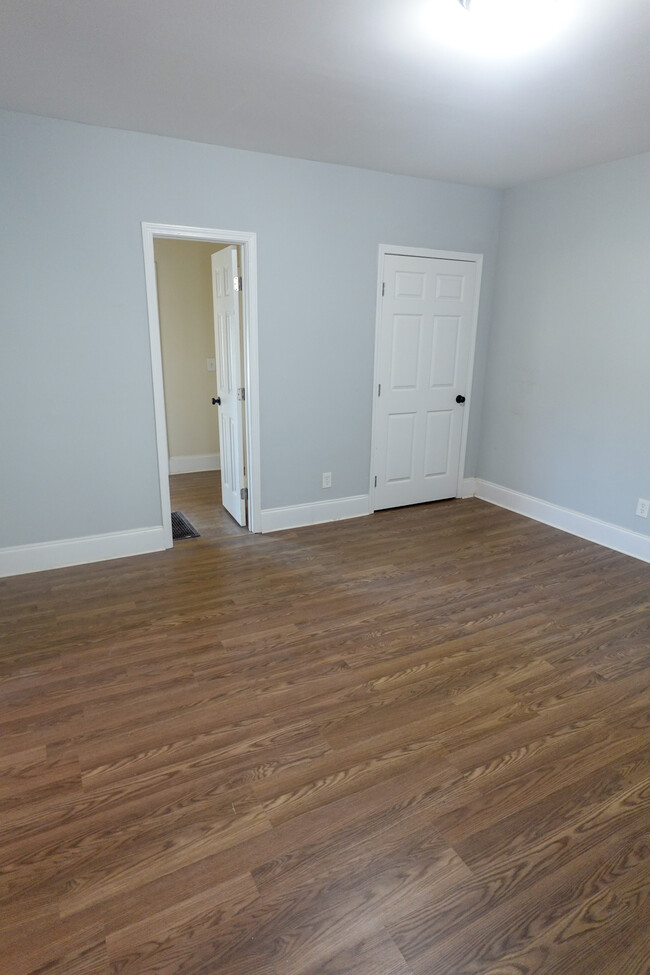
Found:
<box><xmin>426</xmin><ymin>0</ymin><xmax>576</xmax><ymax>58</ymax></box>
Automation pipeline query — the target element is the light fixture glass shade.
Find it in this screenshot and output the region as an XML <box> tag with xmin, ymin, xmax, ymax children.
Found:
<box><xmin>457</xmin><ymin>0</ymin><xmax>560</xmax><ymax>18</ymax></box>
<box><xmin>440</xmin><ymin>0</ymin><xmax>568</xmax><ymax>57</ymax></box>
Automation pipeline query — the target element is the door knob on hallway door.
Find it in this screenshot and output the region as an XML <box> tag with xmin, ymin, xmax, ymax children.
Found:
<box><xmin>456</xmin><ymin>394</ymin><xmax>466</xmax><ymax>404</ymax></box>
<box><xmin>212</xmin><ymin>397</ymin><xmax>221</xmax><ymax>405</ymax></box>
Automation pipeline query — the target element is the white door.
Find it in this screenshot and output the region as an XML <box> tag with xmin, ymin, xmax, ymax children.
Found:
<box><xmin>373</xmin><ymin>254</ymin><xmax>478</xmax><ymax>511</ymax></box>
<box><xmin>211</xmin><ymin>246</ymin><xmax>246</xmax><ymax>526</ymax></box>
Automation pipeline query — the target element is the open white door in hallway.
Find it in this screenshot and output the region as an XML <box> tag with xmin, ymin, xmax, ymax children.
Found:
<box><xmin>211</xmin><ymin>246</ymin><xmax>246</xmax><ymax>526</ymax></box>
<box><xmin>373</xmin><ymin>252</ymin><xmax>479</xmax><ymax>511</ymax></box>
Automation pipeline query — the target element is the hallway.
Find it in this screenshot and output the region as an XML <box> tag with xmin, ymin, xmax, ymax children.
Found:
<box><xmin>169</xmin><ymin>471</ymin><xmax>248</xmax><ymax>542</ymax></box>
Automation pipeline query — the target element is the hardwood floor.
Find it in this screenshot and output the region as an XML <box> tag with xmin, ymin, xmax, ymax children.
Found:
<box><xmin>0</xmin><ymin>494</ymin><xmax>649</xmax><ymax>974</ymax></box>
<box><xmin>169</xmin><ymin>471</ymin><xmax>249</xmax><ymax>540</ymax></box>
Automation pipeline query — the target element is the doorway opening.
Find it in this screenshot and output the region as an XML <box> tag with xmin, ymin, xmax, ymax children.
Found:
<box><xmin>142</xmin><ymin>223</ymin><xmax>261</xmax><ymax>548</ymax></box>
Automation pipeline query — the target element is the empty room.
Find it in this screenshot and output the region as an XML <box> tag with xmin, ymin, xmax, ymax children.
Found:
<box><xmin>1</xmin><ymin>2</ymin><xmax>649</xmax><ymax>973</ymax></box>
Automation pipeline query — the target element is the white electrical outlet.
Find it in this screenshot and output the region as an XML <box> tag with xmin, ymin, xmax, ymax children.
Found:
<box><xmin>635</xmin><ymin>498</ymin><xmax>649</xmax><ymax>518</ymax></box>
<box><xmin>207</xmin><ymin>358</ymin><xmax>216</xmax><ymax>372</ymax></box>
<box><xmin>322</xmin><ymin>472</ymin><xmax>332</xmax><ymax>489</ymax></box>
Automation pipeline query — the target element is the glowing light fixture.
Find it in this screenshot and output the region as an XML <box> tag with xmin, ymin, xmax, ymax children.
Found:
<box><xmin>424</xmin><ymin>0</ymin><xmax>574</xmax><ymax>58</ymax></box>
<box><xmin>456</xmin><ymin>0</ymin><xmax>557</xmax><ymax>15</ymax></box>
<box><xmin>458</xmin><ymin>0</ymin><xmax>558</xmax><ymax>18</ymax></box>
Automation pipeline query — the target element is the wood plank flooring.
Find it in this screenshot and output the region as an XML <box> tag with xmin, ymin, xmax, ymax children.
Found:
<box><xmin>0</xmin><ymin>490</ymin><xmax>649</xmax><ymax>974</ymax></box>
<box><xmin>169</xmin><ymin>471</ymin><xmax>248</xmax><ymax>540</ymax></box>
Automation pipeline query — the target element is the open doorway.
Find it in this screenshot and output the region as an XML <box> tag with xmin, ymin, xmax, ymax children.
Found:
<box><xmin>155</xmin><ymin>238</ymin><xmax>246</xmax><ymax>541</ymax></box>
<box><xmin>142</xmin><ymin>224</ymin><xmax>261</xmax><ymax>548</ymax></box>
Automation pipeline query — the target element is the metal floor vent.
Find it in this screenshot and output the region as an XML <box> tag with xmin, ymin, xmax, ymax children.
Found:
<box><xmin>171</xmin><ymin>511</ymin><xmax>200</xmax><ymax>540</ymax></box>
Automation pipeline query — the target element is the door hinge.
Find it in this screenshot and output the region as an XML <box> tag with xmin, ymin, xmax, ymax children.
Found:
<box><xmin>374</xmin><ymin>475</ymin><xmax>378</xmax><ymax>488</ymax></box>
<box><xmin>237</xmin><ymin>387</ymin><xmax>245</xmax><ymax>401</ymax></box>
<box><xmin>382</xmin><ymin>282</ymin><xmax>385</xmax><ymax>297</ymax></box>
<box><xmin>240</xmin><ymin>487</ymin><xmax>248</xmax><ymax>501</ymax></box>
<box><xmin>378</xmin><ymin>383</ymin><xmax>381</xmax><ymax>397</ymax></box>
<box><xmin>234</xmin><ymin>275</ymin><xmax>243</xmax><ymax>292</ymax></box>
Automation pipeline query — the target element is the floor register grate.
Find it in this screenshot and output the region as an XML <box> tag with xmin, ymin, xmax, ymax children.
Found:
<box><xmin>171</xmin><ymin>511</ymin><xmax>200</xmax><ymax>540</ymax></box>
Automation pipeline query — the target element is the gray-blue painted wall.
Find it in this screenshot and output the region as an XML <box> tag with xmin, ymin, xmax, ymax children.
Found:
<box><xmin>0</xmin><ymin>109</ymin><xmax>501</xmax><ymax>548</ymax></box>
<box><xmin>479</xmin><ymin>151</ymin><xmax>650</xmax><ymax>537</ymax></box>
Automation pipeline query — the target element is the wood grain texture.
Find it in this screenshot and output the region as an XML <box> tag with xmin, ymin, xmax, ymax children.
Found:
<box><xmin>0</xmin><ymin>472</ymin><xmax>648</xmax><ymax>974</ymax></box>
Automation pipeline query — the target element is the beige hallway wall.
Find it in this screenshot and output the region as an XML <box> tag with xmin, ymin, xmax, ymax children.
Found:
<box><xmin>154</xmin><ymin>238</ymin><xmax>225</xmax><ymax>472</ymax></box>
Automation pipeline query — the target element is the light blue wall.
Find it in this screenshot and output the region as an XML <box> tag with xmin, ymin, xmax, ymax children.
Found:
<box><xmin>479</xmin><ymin>151</ymin><xmax>650</xmax><ymax>535</ymax></box>
<box><xmin>0</xmin><ymin>110</ymin><xmax>501</xmax><ymax>548</ymax></box>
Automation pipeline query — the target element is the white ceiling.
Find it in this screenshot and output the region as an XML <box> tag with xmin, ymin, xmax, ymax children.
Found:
<box><xmin>1</xmin><ymin>0</ymin><xmax>649</xmax><ymax>188</ymax></box>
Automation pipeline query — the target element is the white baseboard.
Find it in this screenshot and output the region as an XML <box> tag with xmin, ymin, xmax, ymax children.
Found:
<box><xmin>0</xmin><ymin>526</ymin><xmax>167</xmax><ymax>578</ymax></box>
<box><xmin>169</xmin><ymin>454</ymin><xmax>220</xmax><ymax>474</ymax></box>
<box><xmin>461</xmin><ymin>477</ymin><xmax>477</xmax><ymax>499</ymax></box>
<box><xmin>260</xmin><ymin>494</ymin><xmax>370</xmax><ymax>533</ymax></box>
<box><xmin>475</xmin><ymin>479</ymin><xmax>650</xmax><ymax>564</ymax></box>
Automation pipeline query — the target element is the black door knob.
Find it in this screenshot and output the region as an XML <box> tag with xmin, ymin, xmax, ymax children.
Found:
<box><xmin>456</xmin><ymin>394</ymin><xmax>466</xmax><ymax>404</ymax></box>
<box><xmin>212</xmin><ymin>396</ymin><xmax>221</xmax><ymax>405</ymax></box>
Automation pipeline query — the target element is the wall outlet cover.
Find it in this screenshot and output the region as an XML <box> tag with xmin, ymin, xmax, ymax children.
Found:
<box><xmin>635</xmin><ymin>498</ymin><xmax>649</xmax><ymax>518</ymax></box>
<box><xmin>322</xmin><ymin>472</ymin><xmax>332</xmax><ymax>489</ymax></box>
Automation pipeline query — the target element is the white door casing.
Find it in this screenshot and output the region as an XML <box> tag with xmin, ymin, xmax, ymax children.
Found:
<box><xmin>372</xmin><ymin>250</ymin><xmax>481</xmax><ymax>511</ymax></box>
<box><xmin>141</xmin><ymin>223</ymin><xmax>260</xmax><ymax>545</ymax></box>
<box><xmin>211</xmin><ymin>246</ymin><xmax>246</xmax><ymax>526</ymax></box>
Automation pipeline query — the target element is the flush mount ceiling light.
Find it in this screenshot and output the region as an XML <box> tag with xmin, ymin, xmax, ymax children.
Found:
<box><xmin>425</xmin><ymin>0</ymin><xmax>574</xmax><ymax>58</ymax></box>
<box><xmin>456</xmin><ymin>0</ymin><xmax>558</xmax><ymax>15</ymax></box>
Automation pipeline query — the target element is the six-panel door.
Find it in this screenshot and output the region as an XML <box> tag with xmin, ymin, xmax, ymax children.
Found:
<box><xmin>374</xmin><ymin>254</ymin><xmax>477</xmax><ymax>510</ymax></box>
<box><xmin>211</xmin><ymin>246</ymin><xmax>246</xmax><ymax>526</ymax></box>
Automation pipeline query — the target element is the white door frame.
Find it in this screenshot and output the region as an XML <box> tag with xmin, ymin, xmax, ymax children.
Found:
<box><xmin>369</xmin><ymin>244</ymin><xmax>483</xmax><ymax>513</ymax></box>
<box><xmin>141</xmin><ymin>222</ymin><xmax>261</xmax><ymax>545</ymax></box>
